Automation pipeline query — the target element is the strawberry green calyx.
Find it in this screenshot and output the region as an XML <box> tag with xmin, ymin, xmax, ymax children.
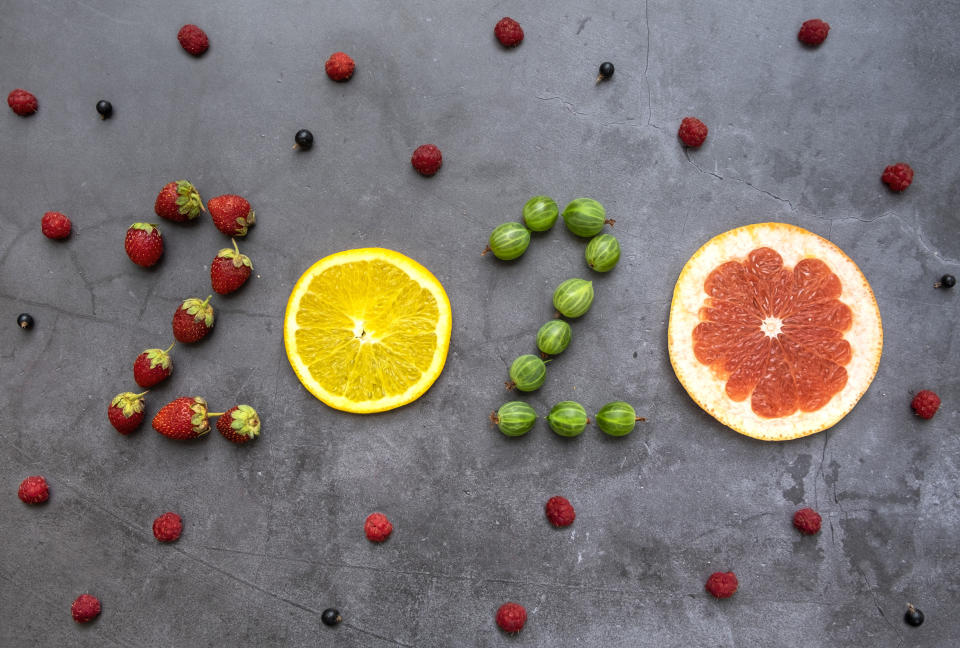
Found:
<box><xmin>130</xmin><ymin>222</ymin><xmax>159</xmax><ymax>234</ymax></box>
<box><xmin>218</xmin><ymin>239</ymin><xmax>253</xmax><ymax>270</ymax></box>
<box><xmin>145</xmin><ymin>342</ymin><xmax>175</xmax><ymax>370</ymax></box>
<box><xmin>189</xmin><ymin>396</ymin><xmax>211</xmax><ymax>435</ymax></box>
<box><xmin>175</xmin><ymin>180</ymin><xmax>205</xmax><ymax>219</ymax></box>
<box><xmin>235</xmin><ymin>209</ymin><xmax>255</xmax><ymax>236</ymax></box>
<box><xmin>229</xmin><ymin>405</ymin><xmax>260</xmax><ymax>440</ymax></box>
<box><xmin>182</xmin><ymin>295</ymin><xmax>214</xmax><ymax>327</ymax></box>
<box><xmin>111</xmin><ymin>391</ymin><xmax>148</xmax><ymax>417</ymax></box>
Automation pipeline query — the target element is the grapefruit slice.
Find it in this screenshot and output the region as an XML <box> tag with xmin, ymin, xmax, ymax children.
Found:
<box><xmin>668</xmin><ymin>223</ymin><xmax>882</xmax><ymax>440</ymax></box>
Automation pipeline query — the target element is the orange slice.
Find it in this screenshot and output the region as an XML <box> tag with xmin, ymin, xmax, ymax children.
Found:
<box><xmin>668</xmin><ymin>223</ymin><xmax>882</xmax><ymax>440</ymax></box>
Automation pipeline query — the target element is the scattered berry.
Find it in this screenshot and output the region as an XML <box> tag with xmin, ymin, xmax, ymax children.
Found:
<box><xmin>545</xmin><ymin>496</ymin><xmax>576</xmax><ymax>527</ymax></box>
<box><xmin>494</xmin><ymin>17</ymin><xmax>524</xmax><ymax>47</ymax></box>
<box><xmin>321</xmin><ymin>608</ymin><xmax>342</xmax><ymax>626</ymax></box>
<box><xmin>495</xmin><ymin>602</ymin><xmax>527</xmax><ymax>633</ymax></box>
<box><xmin>211</xmin><ymin>239</ymin><xmax>253</xmax><ymax>295</ymax></box>
<box><xmin>793</xmin><ymin>507</ymin><xmax>822</xmax><ymax>534</ymax></box>
<box><xmin>934</xmin><ymin>274</ymin><xmax>955</xmax><ymax>289</ymax></box>
<box><xmin>798</xmin><ymin>19</ymin><xmax>830</xmax><ymax>45</ymax></box>
<box><xmin>71</xmin><ymin>594</ymin><xmax>101</xmax><ymax>623</ymax></box>
<box><xmin>124</xmin><ymin>223</ymin><xmax>164</xmax><ymax>267</ymax></box>
<box><xmin>678</xmin><ymin>117</ymin><xmax>708</xmax><ymax>148</ymax></box>
<box><xmin>882</xmin><ymin>163</ymin><xmax>914</xmax><ymax>192</ymax></box>
<box><xmin>17</xmin><ymin>475</ymin><xmax>49</xmax><ymax>504</ymax></box>
<box><xmin>41</xmin><ymin>211</ymin><xmax>72</xmax><ymax>239</ymax></box>
<box><xmin>364</xmin><ymin>512</ymin><xmax>393</xmax><ymax>542</ymax></box>
<box><xmin>411</xmin><ymin>144</ymin><xmax>443</xmax><ymax>176</ymax></box>
<box><xmin>208</xmin><ymin>194</ymin><xmax>256</xmax><ymax>237</ymax></box>
<box><xmin>705</xmin><ymin>571</ymin><xmax>738</xmax><ymax>598</ymax></box>
<box><xmin>95</xmin><ymin>100</ymin><xmax>113</xmax><ymax>119</ymax></box>
<box><xmin>7</xmin><ymin>89</ymin><xmax>38</xmax><ymax>116</ymax></box>
<box><xmin>596</xmin><ymin>61</ymin><xmax>615</xmax><ymax>82</ymax></box>
<box><xmin>133</xmin><ymin>343</ymin><xmax>174</xmax><ymax>388</ymax></box>
<box><xmin>178</xmin><ymin>24</ymin><xmax>209</xmax><ymax>56</ymax></box>
<box><xmin>904</xmin><ymin>603</ymin><xmax>924</xmax><ymax>627</ymax></box>
<box><xmin>152</xmin><ymin>511</ymin><xmax>183</xmax><ymax>542</ymax></box>
<box><xmin>152</xmin><ymin>396</ymin><xmax>212</xmax><ymax>440</ymax></box>
<box><xmin>294</xmin><ymin>129</ymin><xmax>314</xmax><ymax>150</ymax></box>
<box><xmin>911</xmin><ymin>390</ymin><xmax>941</xmax><ymax>419</ymax></box>
<box><xmin>17</xmin><ymin>313</ymin><xmax>34</xmax><ymax>329</ymax></box>
<box><xmin>325</xmin><ymin>52</ymin><xmax>356</xmax><ymax>81</ymax></box>
<box><xmin>108</xmin><ymin>391</ymin><xmax>147</xmax><ymax>435</ymax></box>
<box><xmin>172</xmin><ymin>296</ymin><xmax>214</xmax><ymax>343</ymax></box>
<box><xmin>216</xmin><ymin>405</ymin><xmax>261</xmax><ymax>444</ymax></box>
<box><xmin>154</xmin><ymin>180</ymin><xmax>204</xmax><ymax>222</ymax></box>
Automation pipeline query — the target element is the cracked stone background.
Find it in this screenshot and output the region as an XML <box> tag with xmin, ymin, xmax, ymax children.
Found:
<box><xmin>1</xmin><ymin>1</ymin><xmax>958</xmax><ymax>647</ymax></box>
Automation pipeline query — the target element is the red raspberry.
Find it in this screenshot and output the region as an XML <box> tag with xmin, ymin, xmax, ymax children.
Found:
<box><xmin>364</xmin><ymin>512</ymin><xmax>393</xmax><ymax>542</ymax></box>
<box><xmin>153</xmin><ymin>511</ymin><xmax>183</xmax><ymax>542</ymax></box>
<box><xmin>494</xmin><ymin>17</ymin><xmax>524</xmax><ymax>48</ymax></box>
<box><xmin>411</xmin><ymin>144</ymin><xmax>443</xmax><ymax>176</ymax></box>
<box><xmin>911</xmin><ymin>390</ymin><xmax>940</xmax><ymax>419</ymax></box>
<box><xmin>325</xmin><ymin>52</ymin><xmax>356</xmax><ymax>82</ymax></box>
<box><xmin>7</xmin><ymin>88</ymin><xmax>38</xmax><ymax>116</ymax></box>
<box><xmin>678</xmin><ymin>117</ymin><xmax>708</xmax><ymax>148</ymax></box>
<box><xmin>495</xmin><ymin>602</ymin><xmax>527</xmax><ymax>633</ymax></box>
<box><xmin>793</xmin><ymin>507</ymin><xmax>822</xmax><ymax>534</ymax></box>
<box><xmin>705</xmin><ymin>571</ymin><xmax>738</xmax><ymax>598</ymax></box>
<box><xmin>798</xmin><ymin>19</ymin><xmax>830</xmax><ymax>45</ymax></box>
<box><xmin>71</xmin><ymin>594</ymin><xmax>101</xmax><ymax>623</ymax></box>
<box><xmin>178</xmin><ymin>24</ymin><xmax>209</xmax><ymax>56</ymax></box>
<box><xmin>41</xmin><ymin>211</ymin><xmax>72</xmax><ymax>239</ymax></box>
<box><xmin>18</xmin><ymin>475</ymin><xmax>49</xmax><ymax>504</ymax></box>
<box><xmin>545</xmin><ymin>496</ymin><xmax>576</xmax><ymax>527</ymax></box>
<box><xmin>882</xmin><ymin>163</ymin><xmax>914</xmax><ymax>192</ymax></box>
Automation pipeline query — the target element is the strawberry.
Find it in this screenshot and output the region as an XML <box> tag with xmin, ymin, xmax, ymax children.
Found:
<box><xmin>211</xmin><ymin>239</ymin><xmax>253</xmax><ymax>295</ymax></box>
<box><xmin>216</xmin><ymin>405</ymin><xmax>261</xmax><ymax>444</ymax></box>
<box><xmin>108</xmin><ymin>391</ymin><xmax>148</xmax><ymax>435</ymax></box>
<box><xmin>155</xmin><ymin>180</ymin><xmax>204</xmax><ymax>222</ymax></box>
<box><xmin>208</xmin><ymin>194</ymin><xmax>255</xmax><ymax>237</ymax></box>
<box><xmin>133</xmin><ymin>343</ymin><xmax>174</xmax><ymax>388</ymax></box>
<box><xmin>172</xmin><ymin>296</ymin><xmax>214</xmax><ymax>343</ymax></box>
<box><xmin>124</xmin><ymin>223</ymin><xmax>164</xmax><ymax>267</ymax></box>
<box><xmin>152</xmin><ymin>396</ymin><xmax>212</xmax><ymax>440</ymax></box>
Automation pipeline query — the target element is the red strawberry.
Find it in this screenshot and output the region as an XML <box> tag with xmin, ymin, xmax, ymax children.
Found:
<box><xmin>7</xmin><ymin>89</ymin><xmax>38</xmax><ymax>116</ymax></box>
<box><xmin>133</xmin><ymin>343</ymin><xmax>174</xmax><ymax>388</ymax></box>
<box><xmin>124</xmin><ymin>223</ymin><xmax>164</xmax><ymax>267</ymax></box>
<box><xmin>178</xmin><ymin>24</ymin><xmax>209</xmax><ymax>56</ymax></box>
<box><xmin>216</xmin><ymin>405</ymin><xmax>261</xmax><ymax>444</ymax></box>
<box><xmin>211</xmin><ymin>239</ymin><xmax>253</xmax><ymax>295</ymax></box>
<box><xmin>152</xmin><ymin>396</ymin><xmax>212</xmax><ymax>440</ymax></box>
<box><xmin>208</xmin><ymin>194</ymin><xmax>255</xmax><ymax>237</ymax></box>
<box><xmin>108</xmin><ymin>391</ymin><xmax>147</xmax><ymax>435</ymax></box>
<box><xmin>172</xmin><ymin>296</ymin><xmax>214</xmax><ymax>343</ymax></box>
<box><xmin>154</xmin><ymin>180</ymin><xmax>204</xmax><ymax>222</ymax></box>
<box><xmin>41</xmin><ymin>211</ymin><xmax>72</xmax><ymax>239</ymax></box>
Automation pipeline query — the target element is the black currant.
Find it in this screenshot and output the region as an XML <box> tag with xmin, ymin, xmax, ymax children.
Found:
<box><xmin>596</xmin><ymin>61</ymin><xmax>615</xmax><ymax>82</ymax></box>
<box><xmin>17</xmin><ymin>313</ymin><xmax>34</xmax><ymax>329</ymax></box>
<box><xmin>321</xmin><ymin>608</ymin><xmax>341</xmax><ymax>626</ymax></box>
<box><xmin>934</xmin><ymin>274</ymin><xmax>956</xmax><ymax>289</ymax></box>
<box><xmin>96</xmin><ymin>100</ymin><xmax>113</xmax><ymax>119</ymax></box>
<box><xmin>294</xmin><ymin>129</ymin><xmax>314</xmax><ymax>150</ymax></box>
<box><xmin>904</xmin><ymin>603</ymin><xmax>924</xmax><ymax>627</ymax></box>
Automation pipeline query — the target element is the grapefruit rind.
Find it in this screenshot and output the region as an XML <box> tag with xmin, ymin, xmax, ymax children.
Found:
<box><xmin>283</xmin><ymin>248</ymin><xmax>452</xmax><ymax>414</ymax></box>
<box><xmin>668</xmin><ymin>223</ymin><xmax>882</xmax><ymax>441</ymax></box>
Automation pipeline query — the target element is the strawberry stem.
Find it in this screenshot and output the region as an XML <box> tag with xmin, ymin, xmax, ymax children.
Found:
<box><xmin>164</xmin><ymin>342</ymin><xmax>175</xmax><ymax>354</ymax></box>
<box><xmin>201</xmin><ymin>295</ymin><xmax>212</xmax><ymax>307</ymax></box>
<box><xmin>207</xmin><ymin>411</ymin><xmax>226</xmax><ymax>418</ymax></box>
<box><xmin>231</xmin><ymin>238</ymin><xmax>240</xmax><ymax>256</ymax></box>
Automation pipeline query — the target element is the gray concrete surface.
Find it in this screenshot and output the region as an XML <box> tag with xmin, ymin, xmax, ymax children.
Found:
<box><xmin>2</xmin><ymin>1</ymin><xmax>958</xmax><ymax>646</ymax></box>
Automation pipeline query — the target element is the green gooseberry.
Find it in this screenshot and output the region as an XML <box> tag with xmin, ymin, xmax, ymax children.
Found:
<box><xmin>585</xmin><ymin>234</ymin><xmax>621</xmax><ymax>272</ymax></box>
<box><xmin>508</xmin><ymin>354</ymin><xmax>546</xmax><ymax>392</ymax></box>
<box><xmin>536</xmin><ymin>319</ymin><xmax>571</xmax><ymax>356</ymax></box>
<box><xmin>485</xmin><ymin>222</ymin><xmax>531</xmax><ymax>261</ymax></box>
<box><xmin>491</xmin><ymin>401</ymin><xmax>538</xmax><ymax>437</ymax></box>
<box><xmin>596</xmin><ymin>401</ymin><xmax>645</xmax><ymax>437</ymax></box>
<box><xmin>552</xmin><ymin>278</ymin><xmax>594</xmax><ymax>318</ymax></box>
<box><xmin>522</xmin><ymin>196</ymin><xmax>559</xmax><ymax>232</ymax></box>
<box><xmin>546</xmin><ymin>401</ymin><xmax>589</xmax><ymax>437</ymax></box>
<box><xmin>562</xmin><ymin>198</ymin><xmax>613</xmax><ymax>237</ymax></box>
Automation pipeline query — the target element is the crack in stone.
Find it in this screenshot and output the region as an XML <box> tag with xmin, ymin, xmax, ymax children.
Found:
<box><xmin>535</xmin><ymin>95</ymin><xmax>588</xmax><ymax>116</ymax></box>
<box><xmin>643</xmin><ymin>0</ymin><xmax>652</xmax><ymax>126</ymax></box>
<box><xmin>684</xmin><ymin>149</ymin><xmax>796</xmax><ymax>211</ymax></box>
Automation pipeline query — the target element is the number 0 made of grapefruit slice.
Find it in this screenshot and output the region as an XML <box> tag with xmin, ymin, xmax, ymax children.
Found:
<box><xmin>668</xmin><ymin>223</ymin><xmax>882</xmax><ymax>441</ymax></box>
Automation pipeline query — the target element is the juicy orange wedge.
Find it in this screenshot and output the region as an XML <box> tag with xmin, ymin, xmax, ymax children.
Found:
<box><xmin>283</xmin><ymin>248</ymin><xmax>452</xmax><ymax>413</ymax></box>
